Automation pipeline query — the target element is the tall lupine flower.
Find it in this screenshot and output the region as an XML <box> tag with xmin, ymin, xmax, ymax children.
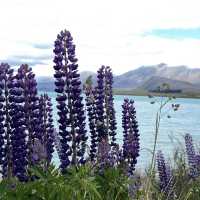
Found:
<box><xmin>53</xmin><ymin>30</ymin><xmax>87</xmax><ymax>170</ymax></box>
<box><xmin>122</xmin><ymin>99</ymin><xmax>140</xmax><ymax>175</ymax></box>
<box><xmin>95</xmin><ymin>66</ymin><xmax>117</xmax><ymax>146</ymax></box>
<box><xmin>95</xmin><ymin>66</ymin><xmax>106</xmax><ymax>141</ymax></box>
<box><xmin>15</xmin><ymin>64</ymin><xmax>40</xmax><ymax>166</ymax></box>
<box><xmin>8</xmin><ymin>64</ymin><xmax>39</xmax><ymax>181</ymax></box>
<box><xmin>9</xmin><ymin>75</ymin><xmax>28</xmax><ymax>181</ymax></box>
<box><xmin>0</xmin><ymin>63</ymin><xmax>13</xmax><ymax>178</ymax></box>
<box><xmin>104</xmin><ymin>66</ymin><xmax>117</xmax><ymax>147</ymax></box>
<box><xmin>84</xmin><ymin>81</ymin><xmax>98</xmax><ymax>161</ymax></box>
<box><xmin>184</xmin><ymin>133</ymin><xmax>198</xmax><ymax>177</ymax></box>
<box><xmin>38</xmin><ymin>94</ymin><xmax>54</xmax><ymax>165</ymax></box>
<box><xmin>157</xmin><ymin>150</ymin><xmax>173</xmax><ymax>196</ymax></box>
<box><xmin>122</xmin><ymin>99</ymin><xmax>129</xmax><ymax>156</ymax></box>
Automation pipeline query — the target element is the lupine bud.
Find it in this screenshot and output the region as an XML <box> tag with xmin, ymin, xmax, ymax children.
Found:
<box><xmin>157</xmin><ymin>150</ymin><xmax>173</xmax><ymax>196</ymax></box>
<box><xmin>184</xmin><ymin>133</ymin><xmax>198</xmax><ymax>177</ymax></box>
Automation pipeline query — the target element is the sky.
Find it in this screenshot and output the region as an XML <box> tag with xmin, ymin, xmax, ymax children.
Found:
<box><xmin>1</xmin><ymin>0</ymin><xmax>200</xmax><ymax>76</ymax></box>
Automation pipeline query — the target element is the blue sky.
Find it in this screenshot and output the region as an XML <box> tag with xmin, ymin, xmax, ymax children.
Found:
<box><xmin>147</xmin><ymin>28</ymin><xmax>200</xmax><ymax>39</ymax></box>
<box><xmin>1</xmin><ymin>0</ymin><xmax>200</xmax><ymax>76</ymax></box>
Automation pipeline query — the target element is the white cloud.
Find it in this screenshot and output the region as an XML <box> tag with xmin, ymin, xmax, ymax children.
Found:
<box><xmin>1</xmin><ymin>0</ymin><xmax>200</xmax><ymax>76</ymax></box>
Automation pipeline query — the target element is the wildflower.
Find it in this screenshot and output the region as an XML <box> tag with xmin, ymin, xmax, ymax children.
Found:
<box><xmin>53</xmin><ymin>30</ymin><xmax>87</xmax><ymax>170</ymax></box>
<box><xmin>85</xmin><ymin>84</ymin><xmax>98</xmax><ymax>161</ymax></box>
<box><xmin>105</xmin><ymin>66</ymin><xmax>117</xmax><ymax>146</ymax></box>
<box><xmin>95</xmin><ymin>66</ymin><xmax>117</xmax><ymax>146</ymax></box>
<box><xmin>184</xmin><ymin>133</ymin><xmax>198</xmax><ymax>177</ymax></box>
<box><xmin>157</xmin><ymin>150</ymin><xmax>173</xmax><ymax>195</ymax></box>
<box><xmin>122</xmin><ymin>99</ymin><xmax>140</xmax><ymax>175</ymax></box>
<box><xmin>0</xmin><ymin>63</ymin><xmax>13</xmax><ymax>178</ymax></box>
<box><xmin>38</xmin><ymin>94</ymin><xmax>54</xmax><ymax>165</ymax></box>
<box><xmin>95</xmin><ymin>66</ymin><xmax>106</xmax><ymax>141</ymax></box>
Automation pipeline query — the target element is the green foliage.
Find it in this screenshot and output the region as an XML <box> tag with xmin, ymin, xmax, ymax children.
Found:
<box><xmin>63</xmin><ymin>165</ymin><xmax>101</xmax><ymax>200</ymax></box>
<box><xmin>0</xmin><ymin>164</ymin><xmax>132</xmax><ymax>200</ymax></box>
<box><xmin>1</xmin><ymin>148</ymin><xmax>200</xmax><ymax>200</ymax></box>
<box><xmin>95</xmin><ymin>167</ymin><xmax>130</xmax><ymax>200</ymax></box>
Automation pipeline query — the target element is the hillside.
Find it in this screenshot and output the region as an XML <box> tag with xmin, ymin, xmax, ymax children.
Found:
<box><xmin>139</xmin><ymin>76</ymin><xmax>200</xmax><ymax>93</ymax></box>
<box><xmin>37</xmin><ymin>64</ymin><xmax>200</xmax><ymax>93</ymax></box>
<box><xmin>113</xmin><ymin>63</ymin><xmax>200</xmax><ymax>89</ymax></box>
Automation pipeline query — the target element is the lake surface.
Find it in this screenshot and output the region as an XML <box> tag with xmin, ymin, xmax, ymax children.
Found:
<box><xmin>46</xmin><ymin>92</ymin><xmax>200</xmax><ymax>170</ymax></box>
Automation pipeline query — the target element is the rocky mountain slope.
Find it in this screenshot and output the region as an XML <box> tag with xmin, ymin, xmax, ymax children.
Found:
<box><xmin>37</xmin><ymin>64</ymin><xmax>200</xmax><ymax>92</ymax></box>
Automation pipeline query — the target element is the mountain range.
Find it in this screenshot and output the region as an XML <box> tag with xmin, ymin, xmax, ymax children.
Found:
<box><xmin>37</xmin><ymin>63</ymin><xmax>200</xmax><ymax>93</ymax></box>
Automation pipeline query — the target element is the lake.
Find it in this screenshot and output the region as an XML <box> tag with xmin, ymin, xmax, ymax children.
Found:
<box><xmin>46</xmin><ymin>92</ymin><xmax>200</xmax><ymax>170</ymax></box>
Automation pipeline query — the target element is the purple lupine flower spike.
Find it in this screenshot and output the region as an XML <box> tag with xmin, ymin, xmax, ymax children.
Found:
<box><xmin>122</xmin><ymin>99</ymin><xmax>129</xmax><ymax>158</ymax></box>
<box><xmin>157</xmin><ymin>150</ymin><xmax>173</xmax><ymax>196</ymax></box>
<box><xmin>0</xmin><ymin>63</ymin><xmax>14</xmax><ymax>178</ymax></box>
<box><xmin>15</xmin><ymin>64</ymin><xmax>40</xmax><ymax>166</ymax></box>
<box><xmin>53</xmin><ymin>30</ymin><xmax>87</xmax><ymax>170</ymax></box>
<box><xmin>7</xmin><ymin>64</ymin><xmax>40</xmax><ymax>181</ymax></box>
<box><xmin>10</xmin><ymin>75</ymin><xmax>28</xmax><ymax>181</ymax></box>
<box><xmin>85</xmin><ymin>82</ymin><xmax>98</xmax><ymax>162</ymax></box>
<box><xmin>122</xmin><ymin>99</ymin><xmax>140</xmax><ymax>175</ymax></box>
<box><xmin>45</xmin><ymin>95</ymin><xmax>55</xmax><ymax>164</ymax></box>
<box><xmin>38</xmin><ymin>94</ymin><xmax>54</xmax><ymax>165</ymax></box>
<box><xmin>95</xmin><ymin>66</ymin><xmax>117</xmax><ymax>146</ymax></box>
<box><xmin>105</xmin><ymin>66</ymin><xmax>117</xmax><ymax>147</ymax></box>
<box><xmin>95</xmin><ymin>66</ymin><xmax>106</xmax><ymax>141</ymax></box>
<box><xmin>97</xmin><ymin>137</ymin><xmax>111</xmax><ymax>169</ymax></box>
<box><xmin>184</xmin><ymin>133</ymin><xmax>198</xmax><ymax>177</ymax></box>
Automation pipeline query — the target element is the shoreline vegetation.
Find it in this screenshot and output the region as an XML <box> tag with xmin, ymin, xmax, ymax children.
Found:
<box><xmin>113</xmin><ymin>89</ymin><xmax>200</xmax><ymax>99</ymax></box>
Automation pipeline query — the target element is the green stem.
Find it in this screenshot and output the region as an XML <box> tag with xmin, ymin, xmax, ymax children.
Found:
<box><xmin>145</xmin><ymin>97</ymin><xmax>172</xmax><ymax>200</ymax></box>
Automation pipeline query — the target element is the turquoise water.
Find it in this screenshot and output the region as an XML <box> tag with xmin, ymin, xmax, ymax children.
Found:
<box><xmin>47</xmin><ymin>92</ymin><xmax>200</xmax><ymax>169</ymax></box>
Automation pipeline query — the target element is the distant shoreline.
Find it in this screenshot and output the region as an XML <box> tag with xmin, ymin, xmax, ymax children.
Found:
<box><xmin>39</xmin><ymin>89</ymin><xmax>200</xmax><ymax>99</ymax></box>
<box><xmin>113</xmin><ymin>89</ymin><xmax>200</xmax><ymax>99</ymax></box>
